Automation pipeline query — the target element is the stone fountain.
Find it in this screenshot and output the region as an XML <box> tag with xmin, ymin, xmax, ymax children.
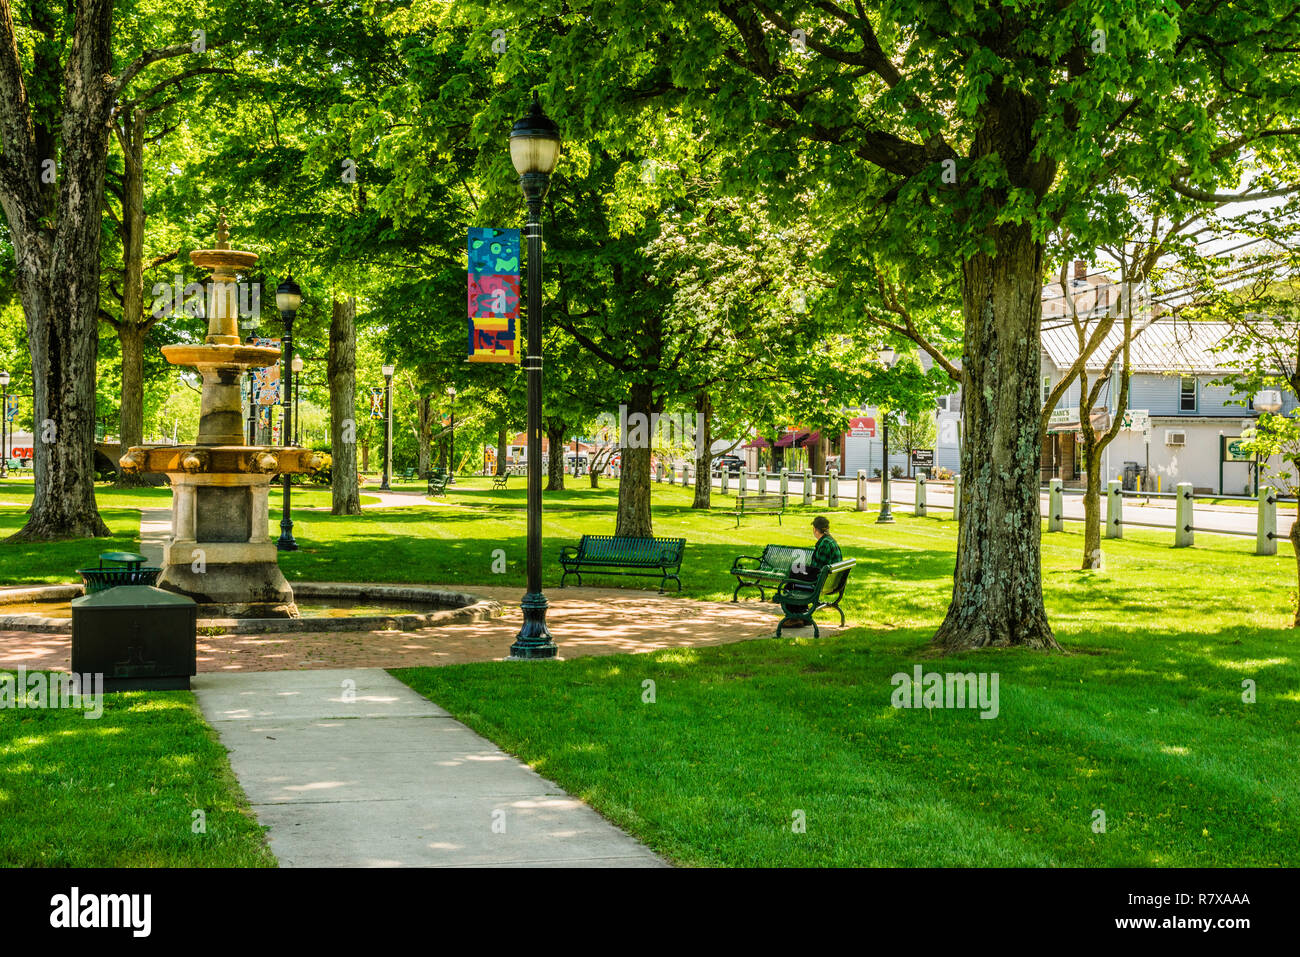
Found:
<box><xmin>119</xmin><ymin>211</ymin><xmax>327</xmax><ymax>617</ymax></box>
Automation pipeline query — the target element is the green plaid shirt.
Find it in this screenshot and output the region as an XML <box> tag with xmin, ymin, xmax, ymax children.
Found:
<box><xmin>810</xmin><ymin>534</ymin><xmax>842</xmax><ymax>572</ymax></box>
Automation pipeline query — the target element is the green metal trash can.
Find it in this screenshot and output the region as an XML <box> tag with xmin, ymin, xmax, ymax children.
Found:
<box><xmin>71</xmin><ymin>585</ymin><xmax>197</xmax><ymax>692</ymax></box>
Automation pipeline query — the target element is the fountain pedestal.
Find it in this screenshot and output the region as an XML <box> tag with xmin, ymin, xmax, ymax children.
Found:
<box><xmin>119</xmin><ymin>212</ymin><xmax>328</xmax><ymax>618</ymax></box>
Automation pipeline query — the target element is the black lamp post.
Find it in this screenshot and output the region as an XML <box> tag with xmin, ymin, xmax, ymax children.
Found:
<box><xmin>275</xmin><ymin>275</ymin><xmax>301</xmax><ymax>551</ymax></box>
<box><xmin>877</xmin><ymin>348</ymin><xmax>897</xmax><ymax>524</ymax></box>
<box><xmin>381</xmin><ymin>362</ymin><xmax>395</xmax><ymax>490</ymax></box>
<box><xmin>508</xmin><ymin>92</ymin><xmax>562</xmax><ymax>661</ymax></box>
<box><xmin>447</xmin><ymin>385</ymin><xmax>457</xmax><ymax>484</ymax></box>
<box><xmin>292</xmin><ymin>354</ymin><xmax>304</xmax><ymax>445</ymax></box>
<box><xmin>0</xmin><ymin>370</ymin><xmax>9</xmax><ymax>479</ymax></box>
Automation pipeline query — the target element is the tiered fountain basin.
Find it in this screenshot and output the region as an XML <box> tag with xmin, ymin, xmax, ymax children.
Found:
<box><xmin>0</xmin><ymin>583</ymin><xmax>502</xmax><ymax>635</ymax></box>
<box><xmin>119</xmin><ymin>444</ymin><xmax>329</xmax><ymax>618</ymax></box>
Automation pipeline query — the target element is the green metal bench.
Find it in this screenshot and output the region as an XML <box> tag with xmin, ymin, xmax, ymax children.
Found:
<box><xmin>729</xmin><ymin>544</ymin><xmax>812</xmax><ymax>602</ymax></box>
<box><xmin>559</xmin><ymin>535</ymin><xmax>686</xmax><ymax>593</ymax></box>
<box><xmin>492</xmin><ymin>473</ymin><xmax>509</xmax><ymax>490</ymax></box>
<box><xmin>399</xmin><ymin>467</ymin><xmax>416</xmax><ymax>481</ymax></box>
<box><xmin>729</xmin><ymin>492</ymin><xmax>786</xmax><ymax>527</ymax></box>
<box><xmin>427</xmin><ymin>470</ymin><xmax>449</xmax><ymax>496</ymax></box>
<box><xmin>771</xmin><ymin>558</ymin><xmax>856</xmax><ymax>638</ymax></box>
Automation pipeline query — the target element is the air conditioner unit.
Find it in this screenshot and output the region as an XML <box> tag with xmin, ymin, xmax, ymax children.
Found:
<box><xmin>1165</xmin><ymin>430</ymin><xmax>1186</xmax><ymax>447</ymax></box>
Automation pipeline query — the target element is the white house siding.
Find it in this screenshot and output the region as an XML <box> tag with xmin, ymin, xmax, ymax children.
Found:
<box><xmin>843</xmin><ymin>435</ymin><xmax>910</xmax><ymax>477</ymax></box>
<box><xmin>1104</xmin><ymin>422</ymin><xmax>1281</xmax><ymax>495</ymax></box>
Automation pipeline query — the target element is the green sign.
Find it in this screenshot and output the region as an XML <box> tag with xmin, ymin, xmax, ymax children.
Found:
<box><xmin>1223</xmin><ymin>436</ymin><xmax>1252</xmax><ymax>462</ymax></box>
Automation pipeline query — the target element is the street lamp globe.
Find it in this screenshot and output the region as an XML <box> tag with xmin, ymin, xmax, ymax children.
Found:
<box><xmin>382</xmin><ymin>363</ymin><xmax>395</xmax><ymax>378</ymax></box>
<box><xmin>1254</xmin><ymin>389</ymin><xmax>1283</xmax><ymax>414</ymax></box>
<box><xmin>275</xmin><ymin>275</ymin><xmax>302</xmax><ymax>315</ymax></box>
<box><xmin>291</xmin><ymin>355</ymin><xmax>304</xmax><ymax>374</ymax></box>
<box><xmin>509</xmin><ymin>94</ymin><xmax>562</xmax><ymax>176</ymax></box>
<box><xmin>0</xmin><ymin>371</ymin><xmax>9</xmax><ymax>388</ymax></box>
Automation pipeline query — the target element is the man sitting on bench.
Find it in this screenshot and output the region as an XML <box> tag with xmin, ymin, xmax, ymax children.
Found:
<box><xmin>781</xmin><ymin>515</ymin><xmax>842</xmax><ymax>629</ymax></box>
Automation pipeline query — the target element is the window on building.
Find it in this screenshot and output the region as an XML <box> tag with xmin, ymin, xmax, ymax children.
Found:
<box><xmin>1041</xmin><ymin>375</ymin><xmax>1052</xmax><ymax>405</ymax></box>
<box><xmin>936</xmin><ymin>395</ymin><xmax>948</xmax><ymax>412</ymax></box>
<box><xmin>1179</xmin><ymin>376</ymin><xmax>1197</xmax><ymax>412</ymax></box>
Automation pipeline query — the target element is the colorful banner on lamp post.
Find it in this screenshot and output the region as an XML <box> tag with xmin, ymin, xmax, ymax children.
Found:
<box><xmin>467</xmin><ymin>227</ymin><xmax>520</xmax><ymax>363</ymax></box>
<box><xmin>251</xmin><ymin>337</ymin><xmax>281</xmax><ymax>405</ymax></box>
<box><xmin>369</xmin><ymin>387</ymin><xmax>385</xmax><ymax>419</ymax></box>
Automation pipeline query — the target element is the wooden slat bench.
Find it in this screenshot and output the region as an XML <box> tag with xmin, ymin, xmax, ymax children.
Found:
<box><xmin>771</xmin><ymin>559</ymin><xmax>856</xmax><ymax>638</ymax></box>
<box><xmin>559</xmin><ymin>535</ymin><xmax>686</xmax><ymax>593</ymax></box>
<box><xmin>729</xmin><ymin>544</ymin><xmax>812</xmax><ymax>602</ymax></box>
<box><xmin>729</xmin><ymin>492</ymin><xmax>786</xmax><ymax>527</ymax></box>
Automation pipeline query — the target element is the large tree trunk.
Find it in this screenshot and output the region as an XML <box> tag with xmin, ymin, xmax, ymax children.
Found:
<box><xmin>616</xmin><ymin>384</ymin><xmax>657</xmax><ymax>537</ymax></box>
<box><xmin>414</xmin><ymin>393</ymin><xmax>432</xmax><ymax>478</ymax></box>
<box><xmin>329</xmin><ymin>297</ymin><xmax>360</xmax><ymax>514</ymax></box>
<box><xmin>933</xmin><ymin>223</ymin><xmax>1060</xmax><ymax>651</ymax></box>
<box><xmin>3</xmin><ymin>0</ymin><xmax>116</xmax><ymax>541</ymax></box>
<box><xmin>111</xmin><ymin>107</ymin><xmax>152</xmax><ymax>487</ymax></box>
<box><xmin>115</xmin><ymin>320</ymin><xmax>149</xmax><ymax>485</ymax></box>
<box><xmin>1081</xmin><ymin>436</ymin><xmax>1103</xmax><ymax>570</ymax></box>
<box><xmin>692</xmin><ymin>391</ymin><xmax>712</xmax><ymax>509</ymax></box>
<box><xmin>544</xmin><ymin>422</ymin><xmax>565</xmax><ymax>491</ymax></box>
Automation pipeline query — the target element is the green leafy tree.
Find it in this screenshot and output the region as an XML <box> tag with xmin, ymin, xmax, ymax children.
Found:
<box><xmin>540</xmin><ymin>0</ymin><xmax>1300</xmax><ymax>650</ymax></box>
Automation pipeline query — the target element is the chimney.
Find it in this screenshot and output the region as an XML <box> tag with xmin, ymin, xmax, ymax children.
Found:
<box><xmin>1073</xmin><ymin>260</ymin><xmax>1087</xmax><ymax>282</ymax></box>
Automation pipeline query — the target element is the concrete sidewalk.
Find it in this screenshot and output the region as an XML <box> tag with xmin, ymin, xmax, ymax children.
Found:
<box><xmin>192</xmin><ymin>669</ymin><xmax>666</xmax><ymax>868</ymax></box>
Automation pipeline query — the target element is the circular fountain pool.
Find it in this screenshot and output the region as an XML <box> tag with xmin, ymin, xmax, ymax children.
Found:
<box><xmin>0</xmin><ymin>582</ymin><xmax>501</xmax><ymax>634</ymax></box>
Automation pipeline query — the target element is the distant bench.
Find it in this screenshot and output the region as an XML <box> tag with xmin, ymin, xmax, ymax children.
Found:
<box><xmin>729</xmin><ymin>492</ymin><xmax>786</xmax><ymax>527</ymax></box>
<box><xmin>559</xmin><ymin>535</ymin><xmax>685</xmax><ymax>594</ymax></box>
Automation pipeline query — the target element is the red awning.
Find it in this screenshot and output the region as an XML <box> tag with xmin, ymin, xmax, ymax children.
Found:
<box><xmin>795</xmin><ymin>430</ymin><xmax>821</xmax><ymax>448</ymax></box>
<box><xmin>773</xmin><ymin>433</ymin><xmax>797</xmax><ymax>448</ymax></box>
<box><xmin>743</xmin><ymin>437</ymin><xmax>770</xmax><ymax>448</ymax></box>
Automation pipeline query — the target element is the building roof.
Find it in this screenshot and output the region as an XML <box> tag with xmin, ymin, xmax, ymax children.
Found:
<box><xmin>1040</xmin><ymin>319</ymin><xmax>1285</xmax><ymax>375</ymax></box>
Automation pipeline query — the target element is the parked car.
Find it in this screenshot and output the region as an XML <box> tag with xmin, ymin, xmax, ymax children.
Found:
<box><xmin>713</xmin><ymin>453</ymin><xmax>744</xmax><ymax>474</ymax></box>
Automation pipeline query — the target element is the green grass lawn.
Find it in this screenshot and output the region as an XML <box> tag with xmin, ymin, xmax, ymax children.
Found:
<box><xmin>367</xmin><ymin>484</ymin><xmax>1297</xmax><ymax>867</ymax></box>
<box><xmin>2</xmin><ymin>474</ymin><xmax>1296</xmax><ymax>866</ymax></box>
<box><xmin>0</xmin><ymin>683</ymin><xmax>273</xmax><ymax>866</ymax></box>
<box><xmin>0</xmin><ymin>506</ymin><xmax>142</xmax><ymax>585</ymax></box>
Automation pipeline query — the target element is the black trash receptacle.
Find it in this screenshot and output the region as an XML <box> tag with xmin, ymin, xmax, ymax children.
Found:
<box><xmin>71</xmin><ymin>585</ymin><xmax>197</xmax><ymax>692</ymax></box>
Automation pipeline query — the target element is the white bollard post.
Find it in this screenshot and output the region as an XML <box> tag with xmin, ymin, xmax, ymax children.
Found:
<box><xmin>828</xmin><ymin>468</ymin><xmax>838</xmax><ymax>507</ymax></box>
<box><xmin>668</xmin><ymin>462</ymin><xmax>676</xmax><ymax>485</ymax></box>
<box><xmin>1048</xmin><ymin>478</ymin><xmax>1063</xmax><ymax>532</ymax></box>
<box><xmin>656</xmin><ymin>460</ymin><xmax>664</xmax><ymax>483</ymax></box>
<box><xmin>720</xmin><ymin>467</ymin><xmax>729</xmax><ymax>495</ymax></box>
<box><xmin>780</xmin><ymin>468</ymin><xmax>789</xmax><ymax>499</ymax></box>
<box><xmin>953</xmin><ymin>475</ymin><xmax>961</xmax><ymax>523</ymax></box>
<box><xmin>758</xmin><ymin>466</ymin><xmax>767</xmax><ymax>494</ymax></box>
<box><xmin>684</xmin><ymin>463</ymin><xmax>692</xmax><ymax>485</ymax></box>
<box><xmin>1106</xmin><ymin>480</ymin><xmax>1122</xmax><ymax>539</ymax></box>
<box><xmin>914</xmin><ymin>474</ymin><xmax>927</xmax><ymax>517</ymax></box>
<box><xmin>857</xmin><ymin>470</ymin><xmax>869</xmax><ymax>511</ymax></box>
<box><xmin>802</xmin><ymin>469</ymin><xmax>814</xmax><ymax>506</ymax></box>
<box><xmin>738</xmin><ymin>469</ymin><xmax>748</xmax><ymax>497</ymax></box>
<box><xmin>1175</xmin><ymin>482</ymin><xmax>1194</xmax><ymax>547</ymax></box>
<box><xmin>1258</xmin><ymin>485</ymin><xmax>1277</xmax><ymax>556</ymax></box>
